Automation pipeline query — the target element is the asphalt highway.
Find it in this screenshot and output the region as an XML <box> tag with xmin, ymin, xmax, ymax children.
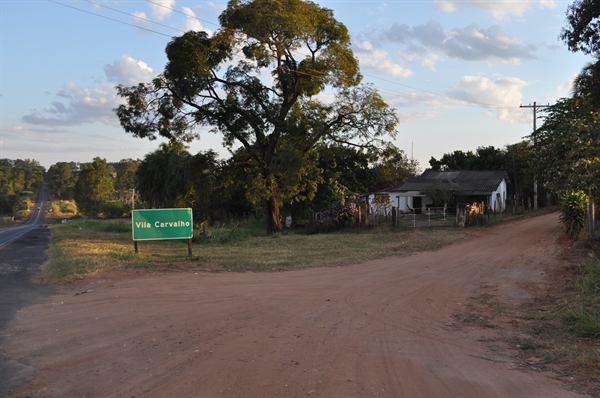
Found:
<box><xmin>0</xmin><ymin>183</ymin><xmax>47</xmax><ymax>247</ymax></box>
<box><xmin>0</xmin><ymin>184</ymin><xmax>54</xmax><ymax>396</ymax></box>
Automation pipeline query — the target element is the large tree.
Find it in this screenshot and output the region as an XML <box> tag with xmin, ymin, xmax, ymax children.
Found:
<box><xmin>115</xmin><ymin>0</ymin><xmax>398</xmax><ymax>233</ymax></box>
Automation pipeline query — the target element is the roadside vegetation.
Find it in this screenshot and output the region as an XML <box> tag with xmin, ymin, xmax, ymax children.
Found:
<box><xmin>514</xmin><ymin>248</ymin><xmax>600</xmax><ymax>396</ymax></box>
<box><xmin>43</xmin><ymin>218</ymin><xmax>469</xmax><ymax>283</ymax></box>
<box><xmin>457</xmin><ymin>236</ymin><xmax>600</xmax><ymax>396</ymax></box>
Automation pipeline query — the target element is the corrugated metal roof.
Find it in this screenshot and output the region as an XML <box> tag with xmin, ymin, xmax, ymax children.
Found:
<box><xmin>397</xmin><ymin>170</ymin><xmax>508</xmax><ymax>196</ymax></box>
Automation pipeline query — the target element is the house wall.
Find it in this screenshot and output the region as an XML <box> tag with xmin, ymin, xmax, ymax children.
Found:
<box><xmin>489</xmin><ymin>179</ymin><xmax>507</xmax><ymax>212</ymax></box>
<box><xmin>367</xmin><ymin>193</ymin><xmax>431</xmax><ymax>215</ymax></box>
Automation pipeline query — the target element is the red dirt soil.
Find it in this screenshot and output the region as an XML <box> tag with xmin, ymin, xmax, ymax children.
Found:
<box><xmin>1</xmin><ymin>212</ymin><xmax>590</xmax><ymax>397</ymax></box>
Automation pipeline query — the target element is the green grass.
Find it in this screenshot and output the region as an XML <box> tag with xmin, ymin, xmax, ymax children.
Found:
<box><xmin>562</xmin><ymin>257</ymin><xmax>600</xmax><ymax>338</ymax></box>
<box><xmin>44</xmin><ymin>219</ymin><xmax>470</xmax><ymax>283</ymax></box>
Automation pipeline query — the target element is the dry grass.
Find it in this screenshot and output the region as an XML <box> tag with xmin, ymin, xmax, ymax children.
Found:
<box><xmin>44</xmin><ymin>218</ymin><xmax>470</xmax><ymax>283</ymax></box>
<box><xmin>459</xmin><ymin>245</ymin><xmax>600</xmax><ymax>397</ymax></box>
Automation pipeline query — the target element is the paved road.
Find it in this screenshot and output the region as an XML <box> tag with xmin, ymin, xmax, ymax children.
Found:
<box><xmin>0</xmin><ymin>183</ymin><xmax>48</xmax><ymax>248</ymax></box>
<box><xmin>0</xmin><ymin>185</ymin><xmax>53</xmax><ymax>396</ymax></box>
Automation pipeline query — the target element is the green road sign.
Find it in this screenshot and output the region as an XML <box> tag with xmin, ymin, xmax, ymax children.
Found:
<box><xmin>132</xmin><ymin>208</ymin><xmax>193</xmax><ymax>241</ymax></box>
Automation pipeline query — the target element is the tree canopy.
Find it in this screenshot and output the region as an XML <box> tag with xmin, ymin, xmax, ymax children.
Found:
<box><xmin>115</xmin><ymin>0</ymin><xmax>398</xmax><ymax>232</ymax></box>
<box><xmin>560</xmin><ymin>0</ymin><xmax>600</xmax><ymax>57</ymax></box>
<box><xmin>73</xmin><ymin>157</ymin><xmax>115</xmax><ymax>218</ymax></box>
<box><xmin>530</xmin><ymin>97</ymin><xmax>600</xmax><ymax>197</ymax></box>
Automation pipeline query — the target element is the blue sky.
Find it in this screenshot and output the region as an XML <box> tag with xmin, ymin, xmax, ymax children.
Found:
<box><xmin>0</xmin><ymin>0</ymin><xmax>592</xmax><ymax>170</ymax></box>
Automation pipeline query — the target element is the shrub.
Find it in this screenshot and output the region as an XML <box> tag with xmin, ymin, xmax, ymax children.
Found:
<box><xmin>101</xmin><ymin>201</ymin><xmax>125</xmax><ymax>219</ymax></box>
<box><xmin>559</xmin><ymin>191</ymin><xmax>587</xmax><ymax>239</ymax></box>
<box><xmin>323</xmin><ymin>185</ymin><xmax>359</xmax><ymax>227</ymax></box>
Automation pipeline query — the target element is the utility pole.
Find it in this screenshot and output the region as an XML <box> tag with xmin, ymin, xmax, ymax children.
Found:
<box><xmin>520</xmin><ymin>101</ymin><xmax>549</xmax><ymax>212</ymax></box>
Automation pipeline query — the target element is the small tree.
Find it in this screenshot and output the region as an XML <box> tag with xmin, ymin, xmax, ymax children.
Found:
<box><xmin>420</xmin><ymin>178</ymin><xmax>452</xmax><ymax>207</ymax></box>
<box><xmin>559</xmin><ymin>191</ymin><xmax>588</xmax><ymax>239</ymax></box>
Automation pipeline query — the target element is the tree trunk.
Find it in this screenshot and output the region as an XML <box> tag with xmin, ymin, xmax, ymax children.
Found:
<box><xmin>265</xmin><ymin>196</ymin><xmax>283</xmax><ymax>233</ymax></box>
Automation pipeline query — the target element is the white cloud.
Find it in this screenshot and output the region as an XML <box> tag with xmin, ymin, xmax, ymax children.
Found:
<box><xmin>433</xmin><ymin>0</ymin><xmax>555</xmax><ymax>18</ymax></box>
<box><xmin>181</xmin><ymin>6</ymin><xmax>211</xmax><ymax>34</ymax></box>
<box><xmin>207</xmin><ymin>2</ymin><xmax>226</xmax><ymax>12</ymax></box>
<box><xmin>421</xmin><ymin>54</ymin><xmax>440</xmax><ymax>71</ymax></box>
<box><xmin>376</xmin><ymin>21</ymin><xmax>537</xmax><ymax>65</ymax></box>
<box><xmin>433</xmin><ymin>1</ymin><xmax>458</xmax><ymax>13</ymax></box>
<box><xmin>147</xmin><ymin>0</ymin><xmax>176</xmax><ymax>21</ymax></box>
<box><xmin>22</xmin><ymin>82</ymin><xmax>123</xmax><ymax>127</ymax></box>
<box><xmin>22</xmin><ymin>55</ymin><xmax>156</xmax><ymax>128</ymax></box>
<box><xmin>355</xmin><ymin>42</ymin><xmax>413</xmax><ymax>78</ymax></box>
<box><xmin>447</xmin><ymin>75</ymin><xmax>530</xmax><ymax>123</ymax></box>
<box><xmin>104</xmin><ymin>55</ymin><xmax>157</xmax><ymax>85</ymax></box>
<box><xmin>557</xmin><ymin>73</ymin><xmax>577</xmax><ymax>94</ymax></box>
<box><xmin>131</xmin><ymin>11</ymin><xmax>153</xmax><ymax>35</ymax></box>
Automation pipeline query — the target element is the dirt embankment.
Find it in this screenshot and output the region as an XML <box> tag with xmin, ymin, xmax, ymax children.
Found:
<box><xmin>1</xmin><ymin>213</ymin><xmax>590</xmax><ymax>397</ymax></box>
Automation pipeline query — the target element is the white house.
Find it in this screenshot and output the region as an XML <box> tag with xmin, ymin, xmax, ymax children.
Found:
<box><xmin>367</xmin><ymin>170</ymin><xmax>509</xmax><ymax>215</ymax></box>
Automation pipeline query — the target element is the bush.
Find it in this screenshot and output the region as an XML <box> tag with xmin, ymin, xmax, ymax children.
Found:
<box><xmin>101</xmin><ymin>201</ymin><xmax>125</xmax><ymax>219</ymax></box>
<box><xmin>51</xmin><ymin>201</ymin><xmax>78</xmax><ymax>214</ymax></box>
<box><xmin>15</xmin><ymin>210</ymin><xmax>30</xmax><ymax>219</ymax></box>
<box><xmin>559</xmin><ymin>191</ymin><xmax>587</xmax><ymax>239</ymax></box>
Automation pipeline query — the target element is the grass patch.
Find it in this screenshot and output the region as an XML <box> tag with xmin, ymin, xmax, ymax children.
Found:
<box><xmin>501</xmin><ymin>254</ymin><xmax>600</xmax><ymax>394</ymax></box>
<box><xmin>561</xmin><ymin>257</ymin><xmax>600</xmax><ymax>339</ymax></box>
<box><xmin>45</xmin><ymin>219</ymin><xmax>469</xmax><ymax>283</ymax></box>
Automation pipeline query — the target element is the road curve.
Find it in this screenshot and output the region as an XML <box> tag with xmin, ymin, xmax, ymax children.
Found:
<box><xmin>0</xmin><ymin>183</ymin><xmax>47</xmax><ymax>248</ymax></box>
<box><xmin>0</xmin><ymin>212</ymin><xmax>589</xmax><ymax>398</ymax></box>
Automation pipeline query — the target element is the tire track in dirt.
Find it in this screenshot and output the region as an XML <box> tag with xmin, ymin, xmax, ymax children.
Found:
<box><xmin>1</xmin><ymin>212</ymin><xmax>588</xmax><ymax>397</ymax></box>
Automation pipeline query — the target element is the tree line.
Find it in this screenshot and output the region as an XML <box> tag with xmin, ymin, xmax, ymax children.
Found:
<box><xmin>41</xmin><ymin>142</ymin><xmax>419</xmax><ymax>224</ymax></box>
<box><xmin>0</xmin><ymin>159</ymin><xmax>45</xmax><ymax>218</ymax></box>
<box><xmin>429</xmin><ymin>142</ymin><xmax>542</xmax><ymax>206</ymax></box>
<box><xmin>2</xmin><ymin>0</ymin><xmax>596</xmax><ymax>237</ymax></box>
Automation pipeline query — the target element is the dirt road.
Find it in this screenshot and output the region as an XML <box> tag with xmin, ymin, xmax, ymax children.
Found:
<box><xmin>1</xmin><ymin>212</ymin><xmax>586</xmax><ymax>397</ymax></box>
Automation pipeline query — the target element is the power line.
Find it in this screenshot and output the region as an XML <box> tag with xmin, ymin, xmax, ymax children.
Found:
<box><xmin>146</xmin><ymin>0</ymin><xmax>219</xmax><ymax>28</ymax></box>
<box><xmin>82</xmin><ymin>0</ymin><xmax>187</xmax><ymax>34</ymax></box>
<box><xmin>47</xmin><ymin>0</ymin><xmax>173</xmax><ymax>38</ymax></box>
<box><xmin>49</xmin><ymin>0</ymin><xmax>519</xmax><ymax>111</ymax></box>
<box><xmin>143</xmin><ymin>0</ymin><xmax>509</xmax><ymax>109</ymax></box>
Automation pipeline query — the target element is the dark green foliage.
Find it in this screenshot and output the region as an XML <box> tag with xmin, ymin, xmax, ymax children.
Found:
<box><xmin>559</xmin><ymin>191</ymin><xmax>588</xmax><ymax>239</ymax></box>
<box><xmin>420</xmin><ymin>178</ymin><xmax>452</xmax><ymax>207</ymax></box>
<box><xmin>531</xmin><ymin>98</ymin><xmax>600</xmax><ymax>198</ymax></box>
<box><xmin>111</xmin><ymin>159</ymin><xmax>140</xmax><ymax>205</ymax></box>
<box><xmin>429</xmin><ymin>143</ymin><xmax>537</xmax><ymax>201</ymax></box>
<box><xmin>573</xmin><ymin>61</ymin><xmax>600</xmax><ymax>109</ymax></box>
<box><xmin>0</xmin><ymin>159</ymin><xmax>45</xmax><ymax>216</ymax></box>
<box><xmin>48</xmin><ymin>162</ymin><xmax>78</xmax><ymax>200</ymax></box>
<box><xmin>73</xmin><ymin>157</ymin><xmax>115</xmax><ymax>218</ymax></box>
<box><xmin>114</xmin><ymin>0</ymin><xmax>398</xmax><ymax>233</ymax></box>
<box><xmin>560</xmin><ymin>0</ymin><xmax>600</xmax><ymax>56</ymax></box>
<box><xmin>136</xmin><ymin>143</ymin><xmax>191</xmax><ymax>209</ymax></box>
<box><xmin>101</xmin><ymin>201</ymin><xmax>125</xmax><ymax>219</ymax></box>
<box><xmin>429</xmin><ymin>146</ymin><xmax>506</xmax><ymax>172</ymax></box>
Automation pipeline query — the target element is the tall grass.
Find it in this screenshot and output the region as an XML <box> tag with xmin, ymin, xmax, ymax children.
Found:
<box><xmin>562</xmin><ymin>257</ymin><xmax>600</xmax><ymax>338</ymax></box>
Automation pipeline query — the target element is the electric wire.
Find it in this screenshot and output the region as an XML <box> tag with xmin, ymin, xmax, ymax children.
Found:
<box><xmin>48</xmin><ymin>0</ymin><xmax>521</xmax><ymax>111</ymax></box>
<box><xmin>47</xmin><ymin>0</ymin><xmax>173</xmax><ymax>38</ymax></box>
<box><xmin>82</xmin><ymin>0</ymin><xmax>188</xmax><ymax>34</ymax></box>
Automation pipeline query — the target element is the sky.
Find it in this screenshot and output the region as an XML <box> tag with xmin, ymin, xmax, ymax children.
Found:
<box><xmin>0</xmin><ymin>0</ymin><xmax>593</xmax><ymax>171</ymax></box>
